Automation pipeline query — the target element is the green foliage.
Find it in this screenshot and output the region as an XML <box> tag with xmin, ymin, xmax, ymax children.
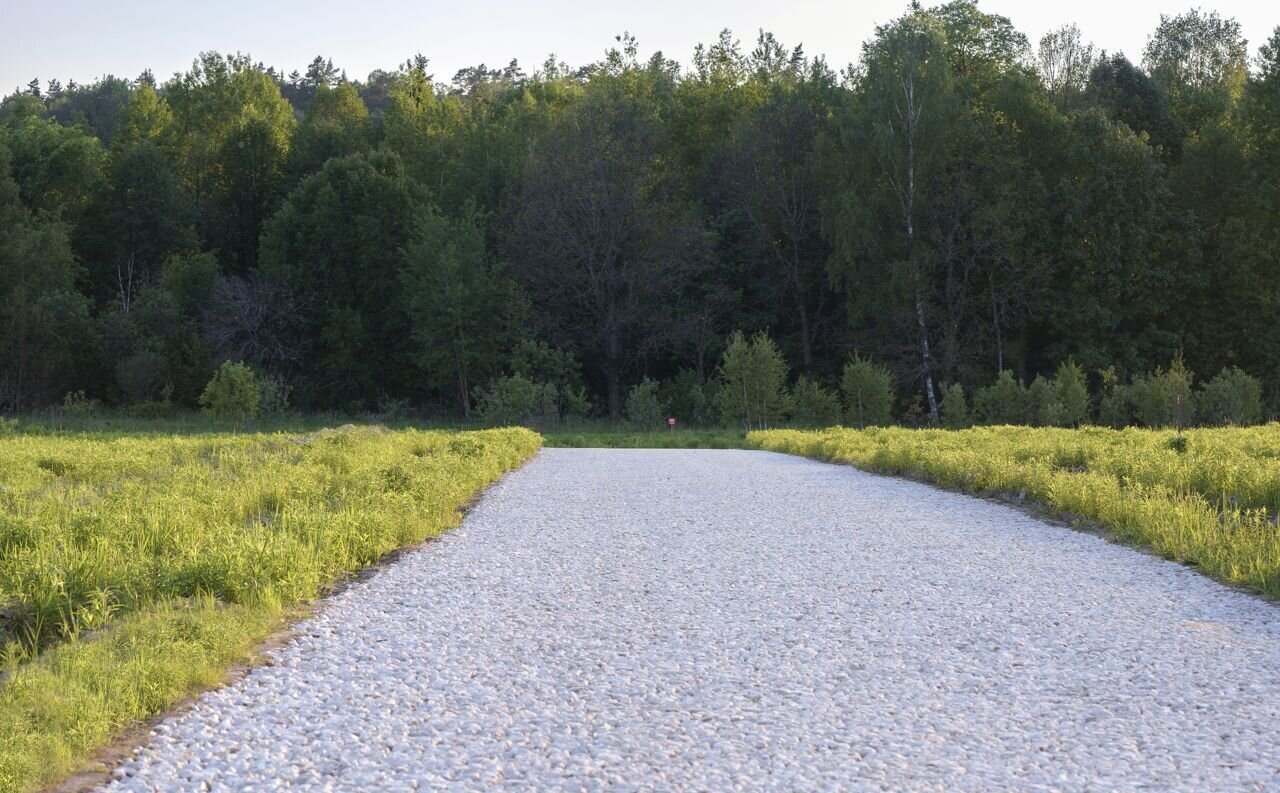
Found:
<box><xmin>401</xmin><ymin>206</ymin><xmax>524</xmax><ymax>417</ymax></box>
<box><xmin>1143</xmin><ymin>8</ymin><xmax>1247</xmax><ymax>135</ymax></box>
<box><xmin>198</xmin><ymin>361</ymin><xmax>262</xmax><ymax>426</ymax></box>
<box><xmin>717</xmin><ymin>331</ymin><xmax>791</xmax><ymax>430</ymax></box>
<box><xmin>1096</xmin><ymin>367</ymin><xmax>1131</xmax><ymax>428</ymax></box>
<box><xmin>473</xmin><ymin>374</ymin><xmax>558</xmax><ymax>426</ymax></box>
<box><xmin>624</xmin><ymin>378</ymin><xmax>665</xmax><ymax>428</ymax></box>
<box><xmin>259</xmin><ymin>150</ymin><xmax>421</xmax><ymax>408</ymax></box>
<box><xmin>1027</xmin><ymin>375</ymin><xmax>1064</xmax><ymax>427</ymax></box>
<box><xmin>1053</xmin><ymin>358</ymin><xmax>1090</xmax><ymax>427</ymax></box>
<box><xmin>973</xmin><ymin>370</ymin><xmax>1026</xmax><ymax>425</ymax></box>
<box><xmin>658</xmin><ymin>370</ymin><xmax>713</xmax><ymax>426</ymax></box>
<box><xmin>507</xmin><ymin>341</ymin><xmax>590</xmax><ymax>422</ymax></box>
<box><xmin>1198</xmin><ymin>367</ymin><xmax>1262</xmax><ymax>426</ymax></box>
<box><xmin>60</xmin><ymin>391</ymin><xmax>100</xmax><ymax>418</ymax></box>
<box><xmin>165</xmin><ymin>52</ymin><xmax>296</xmax><ymax>270</ymax></box>
<box><xmin>789</xmin><ymin>377</ymin><xmax>841</xmax><ymax>428</ymax></box>
<box><xmin>1</xmin><ymin>23</ymin><xmax>1280</xmax><ymax>428</ymax></box>
<box><xmin>840</xmin><ymin>356</ymin><xmax>893</xmax><ymax>428</ymax></box>
<box><xmin>0</xmin><ymin>426</ymin><xmax>539</xmax><ymax>792</ymax></box>
<box><xmin>940</xmin><ymin>383</ymin><xmax>970</xmax><ymax>428</ymax></box>
<box><xmin>289</xmin><ymin>82</ymin><xmax>372</xmax><ymax>178</ymax></box>
<box><xmin>1131</xmin><ymin>354</ymin><xmax>1195</xmax><ymax>428</ymax></box>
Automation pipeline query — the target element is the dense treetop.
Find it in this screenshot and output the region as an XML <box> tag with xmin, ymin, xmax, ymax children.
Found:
<box><xmin>2</xmin><ymin>4</ymin><xmax>1278</xmax><ymax>423</ymax></box>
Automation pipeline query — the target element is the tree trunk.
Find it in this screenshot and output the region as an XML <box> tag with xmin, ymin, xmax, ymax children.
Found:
<box><xmin>914</xmin><ymin>287</ymin><xmax>939</xmax><ymax>421</ymax></box>
<box><xmin>990</xmin><ymin>275</ymin><xmax>1004</xmax><ymax>375</ymax></box>
<box><xmin>791</xmin><ymin>257</ymin><xmax>814</xmax><ymax>373</ymax></box>
<box><xmin>606</xmin><ymin>320</ymin><xmax>622</xmax><ymax>421</ymax></box>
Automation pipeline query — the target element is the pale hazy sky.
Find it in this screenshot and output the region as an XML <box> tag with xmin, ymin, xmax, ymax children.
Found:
<box><xmin>3</xmin><ymin>0</ymin><xmax>1276</xmax><ymax>94</ymax></box>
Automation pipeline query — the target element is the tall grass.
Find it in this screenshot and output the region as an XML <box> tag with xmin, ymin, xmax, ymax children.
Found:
<box><xmin>750</xmin><ymin>425</ymin><xmax>1280</xmax><ymax>598</ymax></box>
<box><xmin>0</xmin><ymin>425</ymin><xmax>540</xmax><ymax>793</ymax></box>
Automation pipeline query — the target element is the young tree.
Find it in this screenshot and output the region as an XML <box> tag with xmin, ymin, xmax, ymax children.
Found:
<box><xmin>717</xmin><ymin>331</ymin><xmax>791</xmax><ymax>430</ymax></box>
<box><xmin>939</xmin><ymin>382</ymin><xmax>969</xmax><ymax>428</ymax></box>
<box><xmin>828</xmin><ymin>7</ymin><xmax>957</xmax><ymax>421</ymax></box>
<box><xmin>1053</xmin><ymin>358</ymin><xmax>1090</xmax><ymax>427</ymax></box>
<box><xmin>401</xmin><ymin>207</ymin><xmax>524</xmax><ymax>417</ymax></box>
<box><xmin>199</xmin><ymin>361</ymin><xmax>262</xmax><ymax>427</ymax></box>
<box><xmin>625</xmin><ymin>378</ymin><xmax>665</xmax><ymax>427</ymax></box>
<box><xmin>790</xmin><ymin>377</ymin><xmax>841</xmax><ymax>427</ymax></box>
<box><xmin>840</xmin><ymin>355</ymin><xmax>894</xmax><ymax>428</ymax></box>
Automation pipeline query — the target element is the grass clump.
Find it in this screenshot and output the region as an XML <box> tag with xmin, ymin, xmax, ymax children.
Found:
<box><xmin>0</xmin><ymin>425</ymin><xmax>540</xmax><ymax>793</ymax></box>
<box><xmin>750</xmin><ymin>425</ymin><xmax>1280</xmax><ymax>598</ymax></box>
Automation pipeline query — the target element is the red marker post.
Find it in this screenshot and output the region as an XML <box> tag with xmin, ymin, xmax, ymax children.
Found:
<box><xmin>667</xmin><ymin>416</ymin><xmax>676</xmax><ymax>435</ymax></box>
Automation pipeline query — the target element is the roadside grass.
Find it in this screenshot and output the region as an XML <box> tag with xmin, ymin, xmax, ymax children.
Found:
<box><xmin>543</xmin><ymin>426</ymin><xmax>747</xmax><ymax>448</ymax></box>
<box><xmin>11</xmin><ymin>410</ymin><xmax>472</xmax><ymax>438</ymax></box>
<box><xmin>0</xmin><ymin>425</ymin><xmax>540</xmax><ymax>793</ymax></box>
<box><xmin>750</xmin><ymin>425</ymin><xmax>1280</xmax><ymax>598</ymax></box>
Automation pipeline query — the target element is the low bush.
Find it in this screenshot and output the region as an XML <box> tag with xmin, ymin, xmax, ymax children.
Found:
<box><xmin>790</xmin><ymin>377</ymin><xmax>842</xmax><ymax>427</ymax></box>
<box><xmin>840</xmin><ymin>356</ymin><xmax>893</xmax><ymax>428</ymax></box>
<box><xmin>625</xmin><ymin>378</ymin><xmax>665</xmax><ymax>428</ymax></box>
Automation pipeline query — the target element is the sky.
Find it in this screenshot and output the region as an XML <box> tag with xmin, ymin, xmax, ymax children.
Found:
<box><xmin>3</xmin><ymin>0</ymin><xmax>1276</xmax><ymax>94</ymax></box>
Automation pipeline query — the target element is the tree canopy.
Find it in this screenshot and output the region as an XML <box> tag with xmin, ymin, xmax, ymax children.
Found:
<box><xmin>3</xmin><ymin>5</ymin><xmax>1280</xmax><ymax>423</ymax></box>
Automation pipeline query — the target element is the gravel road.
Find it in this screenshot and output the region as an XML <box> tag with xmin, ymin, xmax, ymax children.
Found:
<box><xmin>103</xmin><ymin>448</ymin><xmax>1280</xmax><ymax>791</ymax></box>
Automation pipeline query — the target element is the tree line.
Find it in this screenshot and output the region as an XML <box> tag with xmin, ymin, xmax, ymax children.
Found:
<box><xmin>3</xmin><ymin>3</ymin><xmax>1279</xmax><ymax>425</ymax></box>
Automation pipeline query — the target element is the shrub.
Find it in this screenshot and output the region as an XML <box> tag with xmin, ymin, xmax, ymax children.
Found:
<box><xmin>473</xmin><ymin>374</ymin><xmax>558</xmax><ymax>426</ymax></box>
<box><xmin>940</xmin><ymin>383</ymin><xmax>969</xmax><ymax>428</ymax></box>
<box><xmin>375</xmin><ymin>394</ymin><xmax>411</xmax><ymax>421</ymax></box>
<box><xmin>790</xmin><ymin>377</ymin><xmax>841</xmax><ymax>427</ymax></box>
<box><xmin>1053</xmin><ymin>358</ymin><xmax>1090</xmax><ymax>427</ymax></box>
<box><xmin>717</xmin><ymin>331</ymin><xmax>791</xmax><ymax>430</ymax></box>
<box><xmin>1131</xmin><ymin>353</ymin><xmax>1195</xmax><ymax>428</ymax></box>
<box><xmin>840</xmin><ymin>355</ymin><xmax>893</xmax><ymax>428</ymax></box>
<box><xmin>509</xmin><ymin>340</ymin><xmax>589</xmax><ymax>420</ymax></box>
<box><xmin>260</xmin><ymin>376</ymin><xmax>291</xmax><ymax>415</ymax></box>
<box><xmin>1027</xmin><ymin>375</ymin><xmax>1064</xmax><ymax>427</ymax></box>
<box><xmin>659</xmin><ymin>369</ymin><xmax>712</xmax><ymax>426</ymax></box>
<box><xmin>1096</xmin><ymin>367</ymin><xmax>1130</xmax><ymax>428</ymax></box>
<box><xmin>625</xmin><ymin>378</ymin><xmax>665</xmax><ymax>428</ymax></box>
<box><xmin>973</xmin><ymin>370</ymin><xmax>1026</xmax><ymax>424</ymax></box>
<box><xmin>1198</xmin><ymin>367</ymin><xmax>1262</xmax><ymax>426</ymax></box>
<box><xmin>60</xmin><ymin>391</ymin><xmax>100</xmax><ymax>419</ymax></box>
<box><xmin>127</xmin><ymin>400</ymin><xmax>177</xmax><ymax>419</ymax></box>
<box><xmin>561</xmin><ymin>385</ymin><xmax>592</xmax><ymax>422</ymax></box>
<box><xmin>199</xmin><ymin>361</ymin><xmax>262</xmax><ymax>427</ymax></box>
<box><xmin>115</xmin><ymin>350</ymin><xmax>167</xmax><ymax>404</ymax></box>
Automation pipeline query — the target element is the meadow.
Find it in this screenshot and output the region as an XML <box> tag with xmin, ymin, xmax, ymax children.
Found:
<box><xmin>751</xmin><ymin>425</ymin><xmax>1280</xmax><ymax>599</ymax></box>
<box><xmin>0</xmin><ymin>424</ymin><xmax>539</xmax><ymax>793</ymax></box>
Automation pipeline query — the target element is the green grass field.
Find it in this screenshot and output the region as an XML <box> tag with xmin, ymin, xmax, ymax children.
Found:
<box><xmin>0</xmin><ymin>424</ymin><xmax>539</xmax><ymax>793</ymax></box>
<box><xmin>751</xmin><ymin>425</ymin><xmax>1280</xmax><ymax>598</ymax></box>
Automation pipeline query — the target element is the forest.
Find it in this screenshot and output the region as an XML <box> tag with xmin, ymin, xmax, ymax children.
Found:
<box><xmin>2</xmin><ymin>2</ymin><xmax>1279</xmax><ymax>425</ymax></box>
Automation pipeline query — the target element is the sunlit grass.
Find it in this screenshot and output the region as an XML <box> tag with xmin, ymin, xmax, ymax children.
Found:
<box><xmin>751</xmin><ymin>425</ymin><xmax>1280</xmax><ymax>598</ymax></box>
<box><xmin>0</xmin><ymin>424</ymin><xmax>540</xmax><ymax>793</ymax></box>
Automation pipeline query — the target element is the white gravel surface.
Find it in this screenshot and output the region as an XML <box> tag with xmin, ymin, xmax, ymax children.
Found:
<box><xmin>103</xmin><ymin>448</ymin><xmax>1280</xmax><ymax>791</ymax></box>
